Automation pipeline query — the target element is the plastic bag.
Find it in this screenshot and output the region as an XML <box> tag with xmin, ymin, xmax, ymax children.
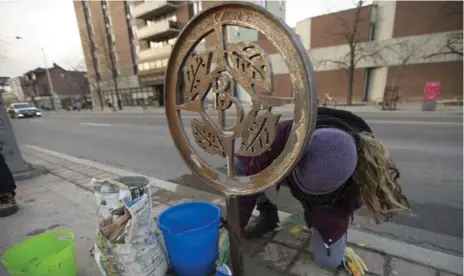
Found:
<box><xmin>277</xmin><ymin>212</ymin><xmax>308</xmax><ymax>233</ymax></box>
<box><xmin>216</xmin><ymin>227</ymin><xmax>230</xmax><ymax>267</ymax></box>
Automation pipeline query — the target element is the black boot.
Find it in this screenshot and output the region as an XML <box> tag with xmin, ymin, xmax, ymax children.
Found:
<box><xmin>243</xmin><ymin>202</ymin><xmax>279</xmax><ymax>239</ymax></box>
<box><xmin>0</xmin><ymin>193</ymin><xmax>18</xmax><ymax>217</ymax></box>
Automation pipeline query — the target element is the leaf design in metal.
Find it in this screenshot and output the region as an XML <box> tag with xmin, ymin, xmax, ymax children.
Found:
<box><xmin>191</xmin><ymin>118</ymin><xmax>226</xmax><ymax>157</ymax></box>
<box><xmin>184</xmin><ymin>52</ymin><xmax>213</xmax><ymax>100</ymax></box>
<box><xmin>236</xmin><ymin>107</ymin><xmax>281</xmax><ymax>157</ymax></box>
<box><xmin>226</xmin><ymin>42</ymin><xmax>273</xmax><ymax>92</ymax></box>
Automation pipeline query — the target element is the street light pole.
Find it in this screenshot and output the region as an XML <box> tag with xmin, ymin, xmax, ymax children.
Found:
<box><xmin>15</xmin><ymin>36</ymin><xmax>57</xmax><ymax>103</ymax></box>
<box><xmin>40</xmin><ymin>47</ymin><xmax>56</xmax><ymax>96</ymax></box>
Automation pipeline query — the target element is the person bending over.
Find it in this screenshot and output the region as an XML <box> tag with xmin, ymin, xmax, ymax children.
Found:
<box><xmin>235</xmin><ymin>107</ymin><xmax>409</xmax><ymax>269</ymax></box>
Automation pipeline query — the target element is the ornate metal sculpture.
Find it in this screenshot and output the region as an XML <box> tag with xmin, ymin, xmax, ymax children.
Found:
<box><xmin>165</xmin><ymin>2</ymin><xmax>317</xmax><ymax>275</ymax></box>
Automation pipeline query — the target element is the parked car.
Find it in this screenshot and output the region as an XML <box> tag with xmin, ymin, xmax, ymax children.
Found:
<box><xmin>7</xmin><ymin>103</ymin><xmax>42</xmax><ymax>119</ymax></box>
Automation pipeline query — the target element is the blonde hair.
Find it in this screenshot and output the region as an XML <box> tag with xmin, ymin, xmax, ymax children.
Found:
<box><xmin>353</xmin><ymin>133</ymin><xmax>411</xmax><ymax>223</ymax></box>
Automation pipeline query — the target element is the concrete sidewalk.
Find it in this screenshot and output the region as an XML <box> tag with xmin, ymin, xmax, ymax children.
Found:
<box><xmin>2</xmin><ymin>145</ymin><xmax>461</xmax><ymax>276</ymax></box>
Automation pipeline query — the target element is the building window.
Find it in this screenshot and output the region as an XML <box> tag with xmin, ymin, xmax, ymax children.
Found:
<box><xmin>279</xmin><ymin>0</ymin><xmax>284</xmax><ymax>10</ymax></box>
<box><xmin>162</xmin><ymin>59</ymin><xmax>168</xmax><ymax>67</ymax></box>
<box><xmin>260</xmin><ymin>0</ymin><xmax>267</xmax><ymax>8</ymax></box>
<box><xmin>143</xmin><ymin>62</ymin><xmax>149</xmax><ymax>71</ymax></box>
<box><xmin>156</xmin><ymin>60</ymin><xmax>162</xmax><ymax>68</ymax></box>
<box><xmin>150</xmin><ymin>61</ymin><xmax>156</xmax><ymax>69</ymax></box>
<box><xmin>138</xmin><ymin>64</ymin><xmax>143</xmax><ymax>71</ymax></box>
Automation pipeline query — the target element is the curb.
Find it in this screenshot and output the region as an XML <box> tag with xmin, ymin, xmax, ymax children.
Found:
<box><xmin>13</xmin><ymin>164</ymin><xmax>48</xmax><ymax>182</ymax></box>
<box><xmin>24</xmin><ymin>145</ymin><xmax>463</xmax><ymax>275</ymax></box>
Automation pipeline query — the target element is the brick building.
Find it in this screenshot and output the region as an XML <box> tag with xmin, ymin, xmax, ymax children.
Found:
<box><xmin>131</xmin><ymin>1</ymin><xmax>195</xmax><ymax>106</ymax></box>
<box><xmin>74</xmin><ymin>0</ymin><xmax>140</xmax><ymax>109</ymax></box>
<box><xmin>294</xmin><ymin>1</ymin><xmax>463</xmax><ymax>103</ymax></box>
<box><xmin>8</xmin><ymin>64</ymin><xmax>91</xmax><ymax>110</ymax></box>
<box><xmin>74</xmin><ymin>0</ymin><xmax>285</xmax><ymax>107</ymax></box>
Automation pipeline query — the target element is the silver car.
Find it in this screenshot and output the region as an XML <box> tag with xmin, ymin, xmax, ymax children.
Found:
<box><xmin>7</xmin><ymin>103</ymin><xmax>42</xmax><ymax>119</ymax></box>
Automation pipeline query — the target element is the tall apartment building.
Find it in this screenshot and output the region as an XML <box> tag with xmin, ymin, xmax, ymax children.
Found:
<box><xmin>74</xmin><ymin>0</ymin><xmax>145</xmax><ymax>108</ymax></box>
<box><xmin>131</xmin><ymin>1</ymin><xmax>195</xmax><ymax>106</ymax></box>
<box><xmin>74</xmin><ymin>0</ymin><xmax>286</xmax><ymax>107</ymax></box>
<box><xmin>294</xmin><ymin>1</ymin><xmax>463</xmax><ymax>103</ymax></box>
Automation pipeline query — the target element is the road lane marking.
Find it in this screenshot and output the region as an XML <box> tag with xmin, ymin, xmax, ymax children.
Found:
<box><xmin>80</xmin><ymin>123</ymin><xmax>112</xmax><ymax>127</ymax></box>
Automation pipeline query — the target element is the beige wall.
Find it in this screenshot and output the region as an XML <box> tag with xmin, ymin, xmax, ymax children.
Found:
<box><xmin>295</xmin><ymin>19</ymin><xmax>311</xmax><ymax>49</ymax></box>
<box><xmin>372</xmin><ymin>0</ymin><xmax>396</xmax><ymax>40</ymax></box>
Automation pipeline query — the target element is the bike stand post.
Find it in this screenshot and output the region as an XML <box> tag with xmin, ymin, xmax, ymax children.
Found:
<box><xmin>225</xmin><ymin>194</ymin><xmax>245</xmax><ymax>276</ymax></box>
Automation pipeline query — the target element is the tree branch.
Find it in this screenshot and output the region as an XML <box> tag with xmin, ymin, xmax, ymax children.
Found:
<box><xmin>425</xmin><ymin>32</ymin><xmax>463</xmax><ymax>58</ymax></box>
<box><xmin>316</xmin><ymin>59</ymin><xmax>350</xmax><ymax>74</ymax></box>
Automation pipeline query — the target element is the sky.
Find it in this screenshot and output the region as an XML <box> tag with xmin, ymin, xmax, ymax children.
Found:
<box><xmin>0</xmin><ymin>0</ymin><xmax>362</xmax><ymax>77</ymax></box>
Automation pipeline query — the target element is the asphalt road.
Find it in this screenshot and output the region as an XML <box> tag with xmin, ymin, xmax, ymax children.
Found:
<box><xmin>10</xmin><ymin>109</ymin><xmax>463</xmax><ymax>255</ymax></box>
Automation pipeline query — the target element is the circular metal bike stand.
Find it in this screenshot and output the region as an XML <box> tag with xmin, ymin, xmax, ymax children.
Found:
<box><xmin>164</xmin><ymin>2</ymin><xmax>317</xmax><ymax>275</ymax></box>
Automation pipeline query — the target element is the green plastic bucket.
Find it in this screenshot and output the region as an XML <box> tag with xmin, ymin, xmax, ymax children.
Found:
<box><xmin>2</xmin><ymin>231</ymin><xmax>77</xmax><ymax>276</ymax></box>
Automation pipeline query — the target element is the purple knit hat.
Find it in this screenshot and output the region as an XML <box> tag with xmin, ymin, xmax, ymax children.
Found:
<box><xmin>293</xmin><ymin>128</ymin><xmax>358</xmax><ymax>195</ymax></box>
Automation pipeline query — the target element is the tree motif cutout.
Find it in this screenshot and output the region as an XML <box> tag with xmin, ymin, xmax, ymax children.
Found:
<box><xmin>176</xmin><ymin>25</ymin><xmax>291</xmax><ymax>175</ymax></box>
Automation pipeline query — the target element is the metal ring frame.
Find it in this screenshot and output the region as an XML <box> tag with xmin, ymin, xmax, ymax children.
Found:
<box><xmin>165</xmin><ymin>1</ymin><xmax>317</xmax><ymax>196</ymax></box>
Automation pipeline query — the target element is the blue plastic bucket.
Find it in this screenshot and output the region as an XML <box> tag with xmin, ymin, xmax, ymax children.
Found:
<box><xmin>158</xmin><ymin>202</ymin><xmax>221</xmax><ymax>276</ymax></box>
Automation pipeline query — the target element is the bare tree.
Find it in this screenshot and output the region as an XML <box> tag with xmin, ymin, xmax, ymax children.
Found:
<box><xmin>94</xmin><ymin>23</ymin><xmax>122</xmax><ymax>110</ymax></box>
<box><xmin>67</xmin><ymin>58</ymin><xmax>104</xmax><ymax>110</ymax></box>
<box><xmin>426</xmin><ymin>3</ymin><xmax>463</xmax><ymax>58</ymax></box>
<box><xmin>426</xmin><ymin>32</ymin><xmax>463</xmax><ymax>58</ymax></box>
<box><xmin>315</xmin><ymin>0</ymin><xmax>388</xmax><ymax>105</ymax></box>
<box><xmin>386</xmin><ymin>38</ymin><xmax>431</xmax><ymax>91</ymax></box>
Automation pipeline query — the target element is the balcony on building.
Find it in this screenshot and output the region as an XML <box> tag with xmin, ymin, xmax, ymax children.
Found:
<box><xmin>139</xmin><ymin>45</ymin><xmax>172</xmax><ymax>61</ymax></box>
<box><xmin>132</xmin><ymin>0</ymin><xmax>180</xmax><ymax>21</ymax></box>
<box><xmin>137</xmin><ymin>19</ymin><xmax>180</xmax><ymax>42</ymax></box>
